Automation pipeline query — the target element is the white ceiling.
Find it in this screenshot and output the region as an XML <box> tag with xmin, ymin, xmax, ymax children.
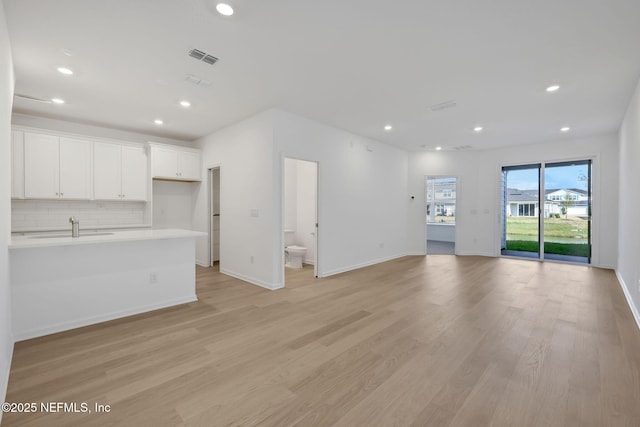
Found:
<box><xmin>4</xmin><ymin>0</ymin><xmax>640</xmax><ymax>151</ymax></box>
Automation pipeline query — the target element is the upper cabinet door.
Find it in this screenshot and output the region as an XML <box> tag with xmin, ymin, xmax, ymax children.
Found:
<box><xmin>93</xmin><ymin>142</ymin><xmax>122</xmax><ymax>200</ymax></box>
<box><xmin>11</xmin><ymin>131</ymin><xmax>25</xmax><ymax>199</ymax></box>
<box><xmin>24</xmin><ymin>132</ymin><xmax>60</xmax><ymax>199</ymax></box>
<box><xmin>121</xmin><ymin>145</ymin><xmax>148</xmax><ymax>200</ymax></box>
<box><xmin>59</xmin><ymin>137</ymin><xmax>92</xmax><ymax>199</ymax></box>
<box><xmin>179</xmin><ymin>150</ymin><xmax>201</xmax><ymax>181</ymax></box>
<box><xmin>152</xmin><ymin>147</ymin><xmax>179</xmax><ymax>178</ymax></box>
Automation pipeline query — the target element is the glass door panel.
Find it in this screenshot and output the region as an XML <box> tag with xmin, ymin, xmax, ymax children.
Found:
<box><xmin>501</xmin><ymin>164</ymin><xmax>541</xmax><ymax>258</ymax></box>
<box><xmin>543</xmin><ymin>160</ymin><xmax>591</xmax><ymax>263</ymax></box>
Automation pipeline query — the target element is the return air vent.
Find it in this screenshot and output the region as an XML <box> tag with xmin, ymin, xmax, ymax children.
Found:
<box><xmin>184</xmin><ymin>74</ymin><xmax>212</xmax><ymax>87</ymax></box>
<box><xmin>430</xmin><ymin>100</ymin><xmax>457</xmax><ymax>111</ymax></box>
<box><xmin>453</xmin><ymin>145</ymin><xmax>473</xmax><ymax>151</ymax></box>
<box><xmin>188</xmin><ymin>48</ymin><xmax>218</xmax><ymax>65</ymax></box>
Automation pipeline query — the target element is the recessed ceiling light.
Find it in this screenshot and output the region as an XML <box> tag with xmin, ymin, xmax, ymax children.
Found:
<box><xmin>384</xmin><ymin>125</ymin><xmax>392</xmax><ymax>131</ymax></box>
<box><xmin>474</xmin><ymin>126</ymin><xmax>483</xmax><ymax>132</ymax></box>
<box><xmin>57</xmin><ymin>67</ymin><xmax>73</xmax><ymax>75</ymax></box>
<box><xmin>546</xmin><ymin>84</ymin><xmax>560</xmax><ymax>92</ymax></box>
<box><xmin>51</xmin><ymin>98</ymin><xmax>65</xmax><ymax>104</ymax></box>
<box><xmin>560</xmin><ymin>126</ymin><xmax>571</xmax><ymax>132</ymax></box>
<box><xmin>216</xmin><ymin>3</ymin><xmax>234</xmax><ymax>16</ymax></box>
<box><xmin>179</xmin><ymin>100</ymin><xmax>191</xmax><ymax>108</ymax></box>
<box><xmin>435</xmin><ymin>146</ymin><xmax>442</xmax><ymax>151</ymax></box>
<box><xmin>154</xmin><ymin>119</ymin><xmax>164</xmax><ymax>125</ymax></box>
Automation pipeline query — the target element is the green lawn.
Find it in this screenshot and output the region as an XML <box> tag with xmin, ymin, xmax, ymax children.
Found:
<box><xmin>506</xmin><ymin>216</ymin><xmax>589</xmax><ymax>257</ymax></box>
<box><xmin>507</xmin><ymin>216</ymin><xmax>588</xmax><ymax>239</ymax></box>
<box><xmin>506</xmin><ymin>240</ymin><xmax>589</xmax><ymax>257</ymax></box>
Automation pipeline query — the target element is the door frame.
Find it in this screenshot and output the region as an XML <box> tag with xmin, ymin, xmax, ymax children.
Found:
<box><xmin>424</xmin><ymin>175</ymin><xmax>459</xmax><ymax>255</ymax></box>
<box><xmin>498</xmin><ymin>156</ymin><xmax>596</xmax><ymax>264</ymax></box>
<box><xmin>281</xmin><ymin>155</ymin><xmax>320</xmax><ymax>286</ymax></box>
<box><xmin>208</xmin><ymin>166</ymin><xmax>221</xmax><ymax>267</ymax></box>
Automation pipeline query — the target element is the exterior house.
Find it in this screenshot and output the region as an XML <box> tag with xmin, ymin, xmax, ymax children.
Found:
<box><xmin>506</xmin><ymin>188</ymin><xmax>539</xmax><ymax>217</ymax></box>
<box><xmin>506</xmin><ymin>187</ymin><xmax>590</xmax><ymax>218</ymax></box>
<box><xmin>426</xmin><ymin>178</ymin><xmax>456</xmax><ymax>221</ymax></box>
<box><xmin>544</xmin><ymin>188</ymin><xmax>589</xmax><ymax>216</ymax></box>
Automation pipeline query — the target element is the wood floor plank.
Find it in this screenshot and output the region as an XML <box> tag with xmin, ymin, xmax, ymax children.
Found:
<box><xmin>4</xmin><ymin>256</ymin><xmax>640</xmax><ymax>426</ymax></box>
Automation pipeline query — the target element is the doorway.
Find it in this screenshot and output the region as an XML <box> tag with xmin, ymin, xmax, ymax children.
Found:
<box><xmin>425</xmin><ymin>176</ymin><xmax>457</xmax><ymax>255</ymax></box>
<box><xmin>501</xmin><ymin>160</ymin><xmax>592</xmax><ymax>264</ymax></box>
<box><xmin>209</xmin><ymin>167</ymin><xmax>220</xmax><ymax>268</ymax></box>
<box><xmin>283</xmin><ymin>157</ymin><xmax>318</xmax><ymax>285</ymax></box>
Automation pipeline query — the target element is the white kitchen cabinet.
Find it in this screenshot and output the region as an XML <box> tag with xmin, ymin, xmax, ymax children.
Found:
<box><xmin>150</xmin><ymin>144</ymin><xmax>201</xmax><ymax>181</ymax></box>
<box><xmin>24</xmin><ymin>133</ymin><xmax>92</xmax><ymax>199</ymax></box>
<box><xmin>94</xmin><ymin>142</ymin><xmax>147</xmax><ymax>201</ymax></box>
<box><xmin>11</xmin><ymin>130</ymin><xmax>24</xmax><ymax>199</ymax></box>
<box><xmin>59</xmin><ymin>138</ymin><xmax>92</xmax><ymax>199</ymax></box>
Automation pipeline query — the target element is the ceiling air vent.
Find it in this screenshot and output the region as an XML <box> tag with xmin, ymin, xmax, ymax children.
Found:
<box><xmin>188</xmin><ymin>49</ymin><xmax>206</xmax><ymax>60</ymax></box>
<box><xmin>202</xmin><ymin>54</ymin><xmax>218</xmax><ymax>65</ymax></box>
<box><xmin>453</xmin><ymin>145</ymin><xmax>473</xmax><ymax>151</ymax></box>
<box><xmin>430</xmin><ymin>100</ymin><xmax>457</xmax><ymax>112</ymax></box>
<box><xmin>184</xmin><ymin>74</ymin><xmax>212</xmax><ymax>87</ymax></box>
<box><xmin>188</xmin><ymin>48</ymin><xmax>218</xmax><ymax>65</ymax></box>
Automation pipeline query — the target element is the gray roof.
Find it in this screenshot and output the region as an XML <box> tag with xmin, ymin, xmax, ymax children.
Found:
<box><xmin>506</xmin><ymin>188</ymin><xmax>538</xmax><ymax>202</ymax></box>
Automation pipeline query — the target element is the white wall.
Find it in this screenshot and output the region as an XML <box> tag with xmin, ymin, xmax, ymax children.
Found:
<box><xmin>193</xmin><ymin>109</ymin><xmax>409</xmax><ymax>288</ymax></box>
<box><xmin>408</xmin><ymin>133</ymin><xmax>619</xmax><ymax>268</ymax></box>
<box><xmin>0</xmin><ymin>0</ymin><xmax>14</xmax><ymax>417</ymax></box>
<box><xmin>427</xmin><ymin>223</ymin><xmax>455</xmax><ymax>243</ymax></box>
<box><xmin>193</xmin><ymin>110</ymin><xmax>278</xmax><ymax>288</ymax></box>
<box><xmin>273</xmin><ymin>110</ymin><xmax>409</xmax><ymax>277</ymax></box>
<box><xmin>296</xmin><ymin>159</ymin><xmax>317</xmax><ymax>264</ymax></box>
<box><xmin>618</xmin><ymin>77</ymin><xmax>640</xmax><ymax>324</ymax></box>
<box><xmin>283</xmin><ymin>158</ymin><xmax>298</xmax><ymax>231</ymax></box>
<box><xmin>152</xmin><ymin>180</ymin><xmax>199</xmax><ymax>230</ymax></box>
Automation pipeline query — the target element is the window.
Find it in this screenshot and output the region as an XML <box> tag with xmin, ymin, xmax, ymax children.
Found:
<box><xmin>426</xmin><ymin>177</ymin><xmax>457</xmax><ymax>224</ymax></box>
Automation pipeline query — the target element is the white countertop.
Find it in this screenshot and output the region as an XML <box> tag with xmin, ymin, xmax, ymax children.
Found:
<box><xmin>9</xmin><ymin>229</ymin><xmax>207</xmax><ymax>249</ymax></box>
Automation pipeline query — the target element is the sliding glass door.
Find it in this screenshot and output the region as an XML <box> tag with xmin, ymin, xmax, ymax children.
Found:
<box><xmin>543</xmin><ymin>161</ymin><xmax>591</xmax><ymax>262</ymax></box>
<box><xmin>501</xmin><ymin>164</ymin><xmax>541</xmax><ymax>258</ymax></box>
<box><xmin>501</xmin><ymin>160</ymin><xmax>592</xmax><ymax>264</ymax></box>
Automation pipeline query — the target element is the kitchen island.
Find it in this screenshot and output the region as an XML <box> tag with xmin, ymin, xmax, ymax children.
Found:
<box><xmin>9</xmin><ymin>229</ymin><xmax>206</xmax><ymax>341</ymax></box>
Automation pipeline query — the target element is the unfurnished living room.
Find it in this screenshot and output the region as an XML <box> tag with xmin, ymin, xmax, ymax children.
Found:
<box><xmin>1</xmin><ymin>0</ymin><xmax>640</xmax><ymax>426</ymax></box>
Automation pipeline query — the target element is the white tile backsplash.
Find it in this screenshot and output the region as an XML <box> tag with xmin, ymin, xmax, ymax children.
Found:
<box><xmin>12</xmin><ymin>200</ymin><xmax>147</xmax><ymax>231</ymax></box>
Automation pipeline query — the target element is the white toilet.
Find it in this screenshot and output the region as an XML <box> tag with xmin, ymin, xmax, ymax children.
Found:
<box><xmin>284</xmin><ymin>230</ymin><xmax>307</xmax><ymax>269</ymax></box>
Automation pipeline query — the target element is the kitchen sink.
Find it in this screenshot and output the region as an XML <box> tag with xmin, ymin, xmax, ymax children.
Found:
<box><xmin>29</xmin><ymin>232</ymin><xmax>114</xmax><ymax>239</ymax></box>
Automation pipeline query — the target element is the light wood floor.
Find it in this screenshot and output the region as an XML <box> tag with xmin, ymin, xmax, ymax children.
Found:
<box><xmin>4</xmin><ymin>256</ymin><xmax>640</xmax><ymax>426</ymax></box>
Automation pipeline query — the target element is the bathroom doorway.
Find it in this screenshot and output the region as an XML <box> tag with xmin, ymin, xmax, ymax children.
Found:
<box><xmin>283</xmin><ymin>157</ymin><xmax>318</xmax><ymax>286</ymax></box>
<box><xmin>209</xmin><ymin>167</ymin><xmax>221</xmax><ymax>269</ymax></box>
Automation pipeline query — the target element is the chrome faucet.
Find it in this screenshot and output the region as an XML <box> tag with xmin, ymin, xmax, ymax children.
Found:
<box><xmin>69</xmin><ymin>216</ymin><xmax>80</xmax><ymax>238</ymax></box>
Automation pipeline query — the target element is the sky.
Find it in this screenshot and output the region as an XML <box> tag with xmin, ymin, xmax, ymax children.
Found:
<box><xmin>506</xmin><ymin>164</ymin><xmax>589</xmax><ymax>191</ymax></box>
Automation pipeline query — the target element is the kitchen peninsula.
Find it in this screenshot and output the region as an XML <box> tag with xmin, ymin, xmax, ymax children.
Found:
<box><xmin>9</xmin><ymin>229</ymin><xmax>206</xmax><ymax>341</ymax></box>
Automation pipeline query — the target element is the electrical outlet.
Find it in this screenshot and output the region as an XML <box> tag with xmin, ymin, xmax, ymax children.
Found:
<box><xmin>149</xmin><ymin>273</ymin><xmax>158</xmax><ymax>284</ymax></box>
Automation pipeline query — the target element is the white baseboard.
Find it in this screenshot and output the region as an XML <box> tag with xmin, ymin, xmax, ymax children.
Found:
<box><xmin>616</xmin><ymin>270</ymin><xmax>640</xmax><ymax>331</ymax></box>
<box><xmin>455</xmin><ymin>251</ymin><xmax>496</xmax><ymax>257</ymax></box>
<box><xmin>220</xmin><ymin>268</ymin><xmax>284</xmax><ymax>291</ymax></box>
<box><xmin>13</xmin><ymin>296</ymin><xmax>197</xmax><ymax>342</ymax></box>
<box><xmin>321</xmin><ymin>253</ymin><xmax>408</xmax><ymax>277</ymax></box>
